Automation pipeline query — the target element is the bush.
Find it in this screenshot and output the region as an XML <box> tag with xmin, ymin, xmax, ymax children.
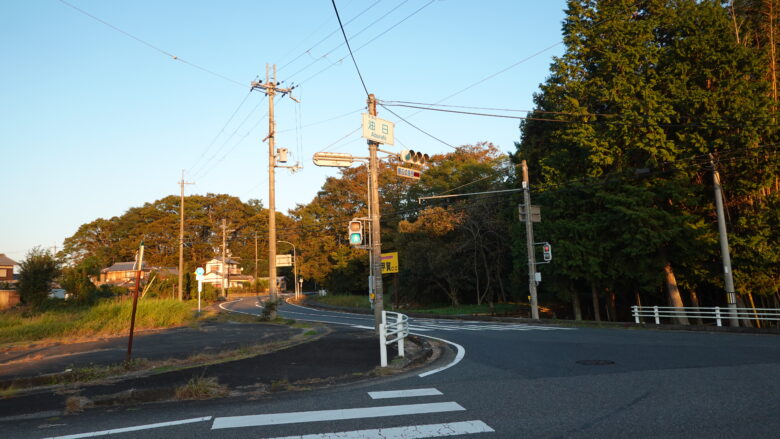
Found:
<box><xmin>260</xmin><ymin>300</ymin><xmax>279</xmax><ymax>321</ymax></box>
<box><xmin>18</xmin><ymin>247</ymin><xmax>60</xmax><ymax>307</ymax></box>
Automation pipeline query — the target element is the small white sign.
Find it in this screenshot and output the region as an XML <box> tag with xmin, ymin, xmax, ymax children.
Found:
<box><xmin>362</xmin><ymin>114</ymin><xmax>394</xmax><ymax>145</ymax></box>
<box><xmin>397</xmin><ymin>166</ymin><xmax>421</xmax><ymax>180</ymax></box>
<box><xmin>276</xmin><ymin>254</ymin><xmax>293</xmax><ymax>267</ymax></box>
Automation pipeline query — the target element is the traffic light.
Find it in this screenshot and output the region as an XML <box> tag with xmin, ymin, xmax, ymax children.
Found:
<box><xmin>542</xmin><ymin>242</ymin><xmax>552</xmax><ymax>262</ymax></box>
<box><xmin>399</xmin><ymin>149</ymin><xmax>429</xmax><ymax>166</ymax></box>
<box><xmin>348</xmin><ymin>220</ymin><xmax>363</xmax><ymax>245</ymax></box>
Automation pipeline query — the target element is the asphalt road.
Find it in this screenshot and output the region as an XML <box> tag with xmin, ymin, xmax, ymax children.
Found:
<box><xmin>5</xmin><ymin>297</ymin><xmax>780</xmax><ymax>438</ymax></box>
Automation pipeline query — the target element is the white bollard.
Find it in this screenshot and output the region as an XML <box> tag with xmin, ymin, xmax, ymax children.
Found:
<box><xmin>715</xmin><ymin>306</ymin><xmax>722</xmax><ymax>327</ymax></box>
<box><xmin>633</xmin><ymin>305</ymin><xmax>639</xmax><ymax>324</ymax></box>
<box><xmin>379</xmin><ymin>322</ymin><xmax>388</xmax><ymax>367</ymax></box>
<box><xmin>653</xmin><ymin>305</ymin><xmax>660</xmax><ymax>324</ymax></box>
<box><xmin>397</xmin><ymin>313</ymin><xmax>405</xmax><ymax>357</ymax></box>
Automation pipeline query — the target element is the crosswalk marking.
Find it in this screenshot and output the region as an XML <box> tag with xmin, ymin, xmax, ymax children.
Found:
<box><xmin>265</xmin><ymin>420</ymin><xmax>494</xmax><ymax>439</ymax></box>
<box><xmin>211</xmin><ymin>402</ymin><xmax>465</xmax><ymax>430</ymax></box>
<box><xmin>369</xmin><ymin>388</ymin><xmax>443</xmax><ymax>399</ymax></box>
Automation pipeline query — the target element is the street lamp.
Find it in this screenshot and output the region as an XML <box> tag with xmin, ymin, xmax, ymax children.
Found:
<box><xmin>277</xmin><ymin>240</ymin><xmax>298</xmax><ymax>299</ymax></box>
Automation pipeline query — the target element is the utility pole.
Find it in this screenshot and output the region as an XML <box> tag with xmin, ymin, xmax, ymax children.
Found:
<box><xmin>254</xmin><ymin>233</ymin><xmax>259</xmax><ymax>295</ymax></box>
<box><xmin>710</xmin><ymin>154</ymin><xmax>739</xmax><ymax>327</ymax></box>
<box><xmin>250</xmin><ymin>64</ymin><xmax>297</xmax><ymax>302</ymax></box>
<box><xmin>522</xmin><ymin>160</ymin><xmax>540</xmax><ymax>320</ymax></box>
<box><xmin>368</xmin><ymin>94</ymin><xmax>385</xmax><ymax>331</ymax></box>
<box><xmin>178</xmin><ymin>170</ymin><xmax>194</xmax><ymax>301</ymax></box>
<box><xmin>221</xmin><ymin>218</ymin><xmax>227</xmax><ymax>298</ymax></box>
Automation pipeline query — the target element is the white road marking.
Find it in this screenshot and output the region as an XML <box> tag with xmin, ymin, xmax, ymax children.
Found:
<box><xmin>219</xmin><ymin>298</ymin><xmax>256</xmax><ymax>316</ymax></box>
<box><xmin>416</xmin><ymin>334</ymin><xmax>466</xmax><ymax>378</ymax></box>
<box><xmin>211</xmin><ymin>402</ymin><xmax>465</xmax><ymax>430</ymax></box>
<box><xmin>265</xmin><ymin>420</ymin><xmax>494</xmax><ymax>438</ymax></box>
<box><xmin>369</xmin><ymin>388</ymin><xmax>443</xmax><ymax>399</ymax></box>
<box><xmin>42</xmin><ymin>416</ymin><xmax>212</xmax><ymax>439</ymax></box>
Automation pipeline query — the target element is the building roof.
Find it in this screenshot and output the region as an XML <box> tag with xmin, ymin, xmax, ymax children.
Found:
<box><xmin>208</xmin><ymin>256</ymin><xmax>240</xmax><ymax>265</ymax></box>
<box><xmin>102</xmin><ymin>261</ymin><xmax>149</xmax><ymax>273</ymax></box>
<box><xmin>0</xmin><ymin>254</ymin><xmax>19</xmax><ymax>266</ymax></box>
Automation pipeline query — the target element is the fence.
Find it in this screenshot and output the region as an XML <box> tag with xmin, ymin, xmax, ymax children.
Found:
<box><xmin>379</xmin><ymin>310</ymin><xmax>410</xmax><ymax>367</ymax></box>
<box><xmin>631</xmin><ymin>305</ymin><xmax>780</xmax><ymax>327</ymax></box>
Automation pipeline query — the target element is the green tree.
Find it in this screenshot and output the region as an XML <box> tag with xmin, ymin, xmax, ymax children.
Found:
<box><xmin>18</xmin><ymin>247</ymin><xmax>60</xmax><ymax>306</ymax></box>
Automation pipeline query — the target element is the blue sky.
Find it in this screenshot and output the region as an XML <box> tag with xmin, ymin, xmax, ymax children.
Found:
<box><xmin>1</xmin><ymin>0</ymin><xmax>568</xmax><ymax>263</ymax></box>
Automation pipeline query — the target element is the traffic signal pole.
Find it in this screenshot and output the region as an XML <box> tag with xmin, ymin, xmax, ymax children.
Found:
<box><xmin>368</xmin><ymin>94</ymin><xmax>384</xmax><ymax>332</ymax></box>
<box><xmin>710</xmin><ymin>154</ymin><xmax>739</xmax><ymax>327</ymax></box>
<box><xmin>522</xmin><ymin>160</ymin><xmax>540</xmax><ymax>320</ymax></box>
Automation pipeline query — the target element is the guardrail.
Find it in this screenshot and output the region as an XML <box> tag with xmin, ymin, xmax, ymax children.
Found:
<box><xmin>379</xmin><ymin>311</ymin><xmax>410</xmax><ymax>367</ymax></box>
<box><xmin>631</xmin><ymin>305</ymin><xmax>780</xmax><ymax>327</ymax></box>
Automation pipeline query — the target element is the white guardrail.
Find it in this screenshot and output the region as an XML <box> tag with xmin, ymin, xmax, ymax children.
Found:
<box><xmin>379</xmin><ymin>310</ymin><xmax>410</xmax><ymax>367</ymax></box>
<box><xmin>631</xmin><ymin>305</ymin><xmax>780</xmax><ymax>327</ymax></box>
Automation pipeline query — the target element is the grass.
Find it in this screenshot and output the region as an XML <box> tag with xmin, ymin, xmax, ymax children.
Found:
<box><xmin>175</xmin><ymin>376</ymin><xmax>228</xmax><ymax>400</ymax></box>
<box><xmin>0</xmin><ymin>299</ymin><xmax>195</xmax><ymax>346</ymax></box>
<box><xmin>310</xmin><ymin>295</ymin><xmax>529</xmax><ymax>316</ymax></box>
<box><xmin>313</xmin><ymin>295</ymin><xmax>372</xmax><ymax>309</ymax></box>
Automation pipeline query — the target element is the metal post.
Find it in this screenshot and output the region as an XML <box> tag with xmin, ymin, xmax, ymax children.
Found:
<box><xmin>715</xmin><ymin>306</ymin><xmax>722</xmax><ymax>327</ymax></box>
<box><xmin>379</xmin><ymin>311</ymin><xmax>388</xmax><ymax>367</ymax></box>
<box><xmin>397</xmin><ymin>312</ymin><xmax>405</xmax><ymax>357</ymax></box>
<box><xmin>710</xmin><ymin>155</ymin><xmax>739</xmax><ymax>327</ymax></box>
<box><xmin>653</xmin><ymin>305</ymin><xmax>659</xmax><ymax>325</ymax></box>
<box><xmin>521</xmin><ymin>160</ymin><xmax>539</xmax><ymax>320</ymax></box>
<box><xmin>633</xmin><ymin>305</ymin><xmax>639</xmax><ymax>324</ymax></box>
<box><xmin>368</xmin><ymin>94</ymin><xmax>384</xmax><ymax>331</ymax></box>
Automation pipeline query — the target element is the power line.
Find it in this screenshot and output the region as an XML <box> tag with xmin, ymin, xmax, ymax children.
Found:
<box><xmin>57</xmin><ymin>0</ymin><xmax>245</xmax><ymax>88</ymax></box>
<box><xmin>379</xmin><ymin>104</ymin><xmax>458</xmax><ymax>150</ymax></box>
<box><xmin>188</xmin><ymin>91</ymin><xmax>254</xmax><ymax>173</ymax></box>
<box><xmin>331</xmin><ymin>0</ymin><xmax>370</xmax><ymax>96</ymax></box>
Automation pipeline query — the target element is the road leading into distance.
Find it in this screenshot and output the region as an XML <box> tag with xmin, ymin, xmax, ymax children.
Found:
<box><xmin>10</xmin><ymin>297</ymin><xmax>780</xmax><ymax>438</ymax></box>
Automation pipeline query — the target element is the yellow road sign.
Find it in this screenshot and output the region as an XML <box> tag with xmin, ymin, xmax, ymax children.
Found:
<box><xmin>380</xmin><ymin>252</ymin><xmax>399</xmax><ymax>274</ymax></box>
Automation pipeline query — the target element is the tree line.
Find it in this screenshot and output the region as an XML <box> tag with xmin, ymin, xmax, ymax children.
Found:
<box><xmin>50</xmin><ymin>0</ymin><xmax>778</xmax><ymax>321</ymax></box>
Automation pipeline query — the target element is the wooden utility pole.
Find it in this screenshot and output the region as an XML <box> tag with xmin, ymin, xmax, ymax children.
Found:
<box><xmin>710</xmin><ymin>154</ymin><xmax>739</xmax><ymax>327</ymax></box>
<box><xmin>127</xmin><ymin>242</ymin><xmax>144</xmax><ymax>363</ymax></box>
<box><xmin>178</xmin><ymin>170</ymin><xmax>194</xmax><ymax>301</ymax></box>
<box><xmin>250</xmin><ymin>64</ymin><xmax>297</xmax><ymax>302</ymax></box>
<box><xmin>254</xmin><ymin>233</ymin><xmax>259</xmax><ymax>295</ymax></box>
<box><xmin>368</xmin><ymin>94</ymin><xmax>385</xmax><ymax>331</ymax></box>
<box><xmin>221</xmin><ymin>218</ymin><xmax>227</xmax><ymax>298</ymax></box>
<box><xmin>521</xmin><ymin>160</ymin><xmax>540</xmax><ymax>320</ymax></box>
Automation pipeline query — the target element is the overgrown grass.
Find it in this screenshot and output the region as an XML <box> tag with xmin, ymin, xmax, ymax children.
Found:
<box><xmin>0</xmin><ymin>299</ymin><xmax>195</xmax><ymax>345</ymax></box>
<box><xmin>313</xmin><ymin>294</ymin><xmax>371</xmax><ymax>309</ymax></box>
<box><xmin>311</xmin><ymin>295</ymin><xmax>528</xmax><ymax>316</ymax></box>
<box><xmin>410</xmin><ymin>303</ymin><xmax>528</xmax><ymax>315</ymax></box>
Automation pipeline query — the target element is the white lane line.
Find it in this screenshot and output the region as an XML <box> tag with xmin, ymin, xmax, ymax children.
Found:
<box><xmin>266</xmin><ymin>420</ymin><xmax>494</xmax><ymax>439</ymax></box>
<box><xmin>416</xmin><ymin>334</ymin><xmax>465</xmax><ymax>378</ymax></box>
<box><xmin>368</xmin><ymin>388</ymin><xmax>443</xmax><ymax>399</ymax></box>
<box><xmin>219</xmin><ymin>298</ymin><xmax>257</xmax><ymax>316</ymax></box>
<box><xmin>43</xmin><ymin>416</ymin><xmax>213</xmax><ymax>439</ymax></box>
<box><xmin>211</xmin><ymin>402</ymin><xmax>465</xmax><ymax>430</ymax></box>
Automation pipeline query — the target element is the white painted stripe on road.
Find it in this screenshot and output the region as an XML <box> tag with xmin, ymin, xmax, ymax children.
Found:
<box><xmin>416</xmin><ymin>334</ymin><xmax>466</xmax><ymax>378</ymax></box>
<box><xmin>211</xmin><ymin>402</ymin><xmax>465</xmax><ymax>430</ymax></box>
<box><xmin>266</xmin><ymin>420</ymin><xmax>494</xmax><ymax>439</ymax></box>
<box><xmin>219</xmin><ymin>298</ymin><xmax>257</xmax><ymax>316</ymax></box>
<box><xmin>368</xmin><ymin>388</ymin><xmax>442</xmax><ymax>399</ymax></box>
<box><xmin>43</xmin><ymin>416</ymin><xmax>213</xmax><ymax>439</ymax></box>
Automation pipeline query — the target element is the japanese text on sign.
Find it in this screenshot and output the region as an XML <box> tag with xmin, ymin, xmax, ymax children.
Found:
<box><xmin>362</xmin><ymin>114</ymin><xmax>395</xmax><ymax>145</ymax></box>
<box><xmin>380</xmin><ymin>252</ymin><xmax>399</xmax><ymax>274</ymax></box>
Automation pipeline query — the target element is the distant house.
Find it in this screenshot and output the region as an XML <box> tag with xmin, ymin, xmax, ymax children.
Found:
<box><xmin>202</xmin><ymin>256</ymin><xmax>253</xmax><ymax>289</ymax></box>
<box><xmin>0</xmin><ymin>254</ymin><xmax>19</xmax><ymax>284</ymax></box>
<box><xmin>97</xmin><ymin>262</ymin><xmax>177</xmax><ymax>287</ymax></box>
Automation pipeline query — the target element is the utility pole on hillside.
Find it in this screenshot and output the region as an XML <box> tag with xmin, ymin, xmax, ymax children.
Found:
<box><xmin>367</xmin><ymin>94</ymin><xmax>385</xmax><ymax>331</ymax></box>
<box><xmin>250</xmin><ymin>64</ymin><xmax>298</xmax><ymax>302</ymax></box>
<box><xmin>178</xmin><ymin>170</ymin><xmax>194</xmax><ymax>301</ymax></box>
<box><xmin>521</xmin><ymin>160</ymin><xmax>540</xmax><ymax>320</ymax></box>
<box><xmin>254</xmin><ymin>233</ymin><xmax>259</xmax><ymax>295</ymax></box>
<box><xmin>710</xmin><ymin>154</ymin><xmax>739</xmax><ymax>327</ymax></box>
<box><xmin>221</xmin><ymin>218</ymin><xmax>227</xmax><ymax>298</ymax></box>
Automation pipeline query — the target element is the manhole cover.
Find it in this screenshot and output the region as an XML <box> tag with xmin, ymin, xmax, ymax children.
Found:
<box><xmin>576</xmin><ymin>360</ymin><xmax>615</xmax><ymax>366</ymax></box>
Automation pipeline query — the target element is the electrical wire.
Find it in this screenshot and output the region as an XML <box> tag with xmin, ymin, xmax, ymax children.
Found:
<box><xmin>379</xmin><ymin>104</ymin><xmax>458</xmax><ymax>150</ymax></box>
<box><xmin>331</xmin><ymin>0</ymin><xmax>370</xmax><ymax>96</ymax></box>
<box><xmin>57</xmin><ymin>0</ymin><xmax>245</xmax><ymax>88</ymax></box>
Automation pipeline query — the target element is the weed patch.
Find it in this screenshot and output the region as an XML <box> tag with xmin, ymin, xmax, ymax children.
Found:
<box><xmin>175</xmin><ymin>376</ymin><xmax>228</xmax><ymax>400</ymax></box>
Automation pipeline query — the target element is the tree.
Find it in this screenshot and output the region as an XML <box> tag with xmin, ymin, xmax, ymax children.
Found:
<box><xmin>18</xmin><ymin>247</ymin><xmax>60</xmax><ymax>306</ymax></box>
